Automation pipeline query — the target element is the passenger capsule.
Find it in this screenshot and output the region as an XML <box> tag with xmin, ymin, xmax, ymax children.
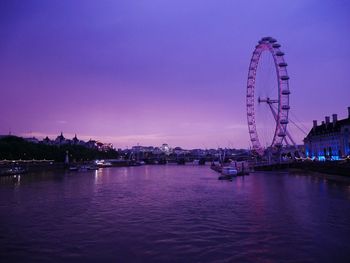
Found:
<box><xmin>262</xmin><ymin>37</ymin><xmax>272</xmax><ymax>41</ymax></box>
<box><xmin>280</xmin><ymin>119</ymin><xmax>289</xmax><ymax>125</ymax></box>
<box><xmin>278</xmin><ymin>132</ymin><xmax>286</xmax><ymax>137</ymax></box>
<box><xmin>276</xmin><ymin>51</ymin><xmax>284</xmax><ymax>56</ymax></box>
<box><xmin>278</xmin><ymin>62</ymin><xmax>288</xmax><ymax>67</ymax></box>
<box><xmin>269</xmin><ymin>38</ymin><xmax>277</xmax><ymax>43</ymax></box>
<box><xmin>273</xmin><ymin>43</ymin><xmax>281</xmax><ymax>48</ymax></box>
<box><xmin>280</xmin><ymin>76</ymin><xmax>289</xmax><ymax>80</ymax></box>
<box><xmin>282</xmin><ymin>90</ymin><xmax>291</xmax><ymax>95</ymax></box>
<box><xmin>282</xmin><ymin>105</ymin><xmax>290</xmax><ymax>110</ymax></box>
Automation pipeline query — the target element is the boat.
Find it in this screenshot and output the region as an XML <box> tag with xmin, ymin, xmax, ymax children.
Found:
<box><xmin>69</xmin><ymin>164</ymin><xmax>98</xmax><ymax>172</ymax></box>
<box><xmin>130</xmin><ymin>161</ymin><xmax>143</xmax><ymax>166</ymax></box>
<box><xmin>102</xmin><ymin>162</ymin><xmax>112</xmax><ymax>167</ymax></box>
<box><xmin>212</xmin><ymin>160</ymin><xmax>249</xmax><ymax>180</ymax></box>
<box><xmin>192</xmin><ymin>159</ymin><xmax>200</xmax><ymax>165</ymax></box>
<box><xmin>221</xmin><ymin>166</ymin><xmax>238</xmax><ymax>176</ymax></box>
<box><xmin>95</xmin><ymin>160</ymin><xmax>113</xmax><ymax>167</ymax></box>
<box><xmin>87</xmin><ymin>165</ymin><xmax>99</xmax><ymax>170</ymax></box>
<box><xmin>78</xmin><ymin>165</ymin><xmax>90</xmax><ymax>172</ymax></box>
<box><xmin>69</xmin><ymin>166</ymin><xmax>78</xmax><ymax>171</ymax></box>
<box><xmin>5</xmin><ymin>167</ymin><xmax>27</xmax><ymax>175</ymax></box>
<box><xmin>218</xmin><ymin>166</ymin><xmax>238</xmax><ymax>180</ymax></box>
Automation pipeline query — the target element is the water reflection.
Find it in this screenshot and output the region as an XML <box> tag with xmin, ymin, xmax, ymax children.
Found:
<box><xmin>0</xmin><ymin>166</ymin><xmax>350</xmax><ymax>262</ymax></box>
<box><xmin>94</xmin><ymin>169</ymin><xmax>103</xmax><ymax>184</ymax></box>
<box><xmin>13</xmin><ymin>175</ymin><xmax>20</xmax><ymax>187</ymax></box>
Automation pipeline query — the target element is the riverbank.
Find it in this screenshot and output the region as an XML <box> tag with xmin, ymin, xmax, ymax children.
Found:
<box><xmin>254</xmin><ymin>161</ymin><xmax>350</xmax><ymax>178</ymax></box>
<box><xmin>0</xmin><ymin>159</ymin><xmax>133</xmax><ymax>176</ymax></box>
<box><xmin>0</xmin><ymin>159</ymin><xmax>179</xmax><ymax>176</ymax></box>
<box><xmin>0</xmin><ymin>161</ymin><xmax>64</xmax><ymax>176</ymax></box>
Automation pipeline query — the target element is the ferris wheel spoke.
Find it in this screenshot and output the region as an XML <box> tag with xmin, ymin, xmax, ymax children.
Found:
<box><xmin>258</xmin><ymin>97</ymin><xmax>278</xmax><ymax>104</ymax></box>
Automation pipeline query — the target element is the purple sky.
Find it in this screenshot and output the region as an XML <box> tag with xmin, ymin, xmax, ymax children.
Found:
<box><xmin>1</xmin><ymin>0</ymin><xmax>350</xmax><ymax>149</ymax></box>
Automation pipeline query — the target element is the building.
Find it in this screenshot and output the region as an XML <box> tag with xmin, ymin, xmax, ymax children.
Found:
<box><xmin>304</xmin><ymin>107</ymin><xmax>350</xmax><ymax>160</ymax></box>
<box><xmin>96</xmin><ymin>142</ymin><xmax>114</xmax><ymax>152</ymax></box>
<box><xmin>54</xmin><ymin>132</ymin><xmax>69</xmax><ymax>145</ymax></box>
<box><xmin>86</xmin><ymin>139</ymin><xmax>98</xmax><ymax>149</ymax></box>
<box><xmin>160</xmin><ymin>143</ymin><xmax>171</xmax><ymax>154</ymax></box>
<box><xmin>44</xmin><ymin>133</ymin><xmax>112</xmax><ymax>150</ymax></box>
<box><xmin>71</xmin><ymin>134</ymin><xmax>79</xmax><ymax>145</ymax></box>
<box><xmin>42</xmin><ymin>136</ymin><xmax>52</xmax><ymax>145</ymax></box>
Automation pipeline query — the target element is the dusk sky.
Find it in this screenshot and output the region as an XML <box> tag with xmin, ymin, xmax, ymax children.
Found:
<box><xmin>1</xmin><ymin>0</ymin><xmax>349</xmax><ymax>149</ymax></box>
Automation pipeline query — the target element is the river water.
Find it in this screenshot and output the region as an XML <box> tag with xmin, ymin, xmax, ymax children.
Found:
<box><xmin>1</xmin><ymin>165</ymin><xmax>350</xmax><ymax>262</ymax></box>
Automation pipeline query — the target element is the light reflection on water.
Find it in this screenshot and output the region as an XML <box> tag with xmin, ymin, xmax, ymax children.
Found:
<box><xmin>0</xmin><ymin>165</ymin><xmax>350</xmax><ymax>262</ymax></box>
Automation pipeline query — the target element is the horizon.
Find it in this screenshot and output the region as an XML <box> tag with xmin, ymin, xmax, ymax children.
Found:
<box><xmin>1</xmin><ymin>0</ymin><xmax>350</xmax><ymax>149</ymax></box>
<box><xmin>0</xmin><ymin>132</ymin><xmax>250</xmax><ymax>150</ymax></box>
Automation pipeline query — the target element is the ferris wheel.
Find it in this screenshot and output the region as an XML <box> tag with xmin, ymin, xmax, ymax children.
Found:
<box><xmin>246</xmin><ymin>37</ymin><xmax>296</xmax><ymax>155</ymax></box>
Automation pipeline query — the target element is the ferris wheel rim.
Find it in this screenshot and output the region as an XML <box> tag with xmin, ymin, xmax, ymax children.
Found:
<box><xmin>246</xmin><ymin>37</ymin><xmax>290</xmax><ymax>155</ymax></box>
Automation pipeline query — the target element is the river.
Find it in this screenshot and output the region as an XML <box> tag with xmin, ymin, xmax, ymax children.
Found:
<box><xmin>1</xmin><ymin>165</ymin><xmax>350</xmax><ymax>262</ymax></box>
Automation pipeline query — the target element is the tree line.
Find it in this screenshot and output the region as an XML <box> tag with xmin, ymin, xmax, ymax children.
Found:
<box><xmin>0</xmin><ymin>136</ymin><xmax>118</xmax><ymax>162</ymax></box>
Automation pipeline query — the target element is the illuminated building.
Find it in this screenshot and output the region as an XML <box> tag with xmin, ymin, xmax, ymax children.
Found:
<box><xmin>304</xmin><ymin>107</ymin><xmax>350</xmax><ymax>160</ymax></box>
<box><xmin>160</xmin><ymin>143</ymin><xmax>171</xmax><ymax>154</ymax></box>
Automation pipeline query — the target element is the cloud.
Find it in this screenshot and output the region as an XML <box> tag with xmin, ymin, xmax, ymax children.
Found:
<box><xmin>55</xmin><ymin>120</ymin><xmax>67</xmax><ymax>124</ymax></box>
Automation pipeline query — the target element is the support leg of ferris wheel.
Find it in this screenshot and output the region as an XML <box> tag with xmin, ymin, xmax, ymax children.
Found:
<box><xmin>259</xmin><ymin>97</ymin><xmax>297</xmax><ymax>148</ymax></box>
<box><xmin>268</xmin><ymin>103</ymin><xmax>297</xmax><ymax>147</ymax></box>
<box><xmin>283</xmin><ymin>134</ymin><xmax>291</xmax><ymax>146</ymax></box>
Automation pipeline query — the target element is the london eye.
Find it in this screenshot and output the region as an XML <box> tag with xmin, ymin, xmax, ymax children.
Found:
<box><xmin>246</xmin><ymin>37</ymin><xmax>295</xmax><ymax>156</ymax></box>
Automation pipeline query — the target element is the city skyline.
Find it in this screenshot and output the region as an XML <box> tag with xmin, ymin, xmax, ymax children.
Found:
<box><xmin>1</xmin><ymin>0</ymin><xmax>350</xmax><ymax>149</ymax></box>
